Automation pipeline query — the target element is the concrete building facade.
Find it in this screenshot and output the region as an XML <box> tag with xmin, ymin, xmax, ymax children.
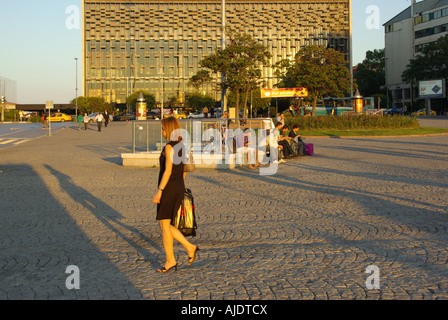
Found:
<box><xmin>82</xmin><ymin>0</ymin><xmax>351</xmax><ymax>105</ymax></box>
<box><xmin>384</xmin><ymin>0</ymin><xmax>448</xmax><ymax>109</ymax></box>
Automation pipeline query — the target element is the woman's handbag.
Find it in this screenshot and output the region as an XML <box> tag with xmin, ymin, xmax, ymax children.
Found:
<box><xmin>172</xmin><ymin>189</ymin><xmax>197</xmax><ymax>237</ymax></box>
<box><xmin>184</xmin><ymin>154</ymin><xmax>196</xmax><ymax>172</ymax></box>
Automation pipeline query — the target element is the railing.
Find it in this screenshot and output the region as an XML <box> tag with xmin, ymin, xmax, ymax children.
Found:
<box><xmin>131</xmin><ymin>118</ymin><xmax>275</xmax><ymax>154</ymax></box>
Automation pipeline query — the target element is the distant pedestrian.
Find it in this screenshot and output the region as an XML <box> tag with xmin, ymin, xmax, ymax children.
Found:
<box><xmin>202</xmin><ymin>106</ymin><xmax>209</xmax><ymax>118</ymax></box>
<box><xmin>77</xmin><ymin>114</ymin><xmax>83</xmax><ymax>130</ymax></box>
<box><xmin>276</xmin><ymin>113</ymin><xmax>285</xmax><ymax>126</ymax></box>
<box><xmin>42</xmin><ymin>113</ymin><xmax>48</xmax><ymax>129</ymax></box>
<box><xmin>95</xmin><ymin>113</ymin><xmax>104</xmax><ymax>131</ymax></box>
<box><xmin>104</xmin><ymin>110</ymin><xmax>110</xmax><ymax>127</ymax></box>
<box><xmin>83</xmin><ymin>113</ymin><xmax>89</xmax><ymax>130</ymax></box>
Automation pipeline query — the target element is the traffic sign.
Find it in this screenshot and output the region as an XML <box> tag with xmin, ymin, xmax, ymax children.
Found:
<box><xmin>46</xmin><ymin>101</ymin><xmax>54</xmax><ymax>109</ymax></box>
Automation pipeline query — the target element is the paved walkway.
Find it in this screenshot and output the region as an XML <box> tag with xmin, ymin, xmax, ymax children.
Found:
<box><xmin>0</xmin><ymin>121</ymin><xmax>447</xmax><ymax>300</ymax></box>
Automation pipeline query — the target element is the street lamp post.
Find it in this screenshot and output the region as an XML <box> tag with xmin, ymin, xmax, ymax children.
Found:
<box><xmin>221</xmin><ymin>0</ymin><xmax>227</xmax><ymax>116</ymax></box>
<box><xmin>75</xmin><ymin>58</ymin><xmax>78</xmax><ymax>118</ymax></box>
<box><xmin>160</xmin><ymin>66</ymin><xmax>164</xmax><ymax>120</ymax></box>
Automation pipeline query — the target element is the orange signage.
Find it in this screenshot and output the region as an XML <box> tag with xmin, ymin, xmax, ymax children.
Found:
<box><xmin>261</xmin><ymin>88</ymin><xmax>308</xmax><ymax>98</ymax></box>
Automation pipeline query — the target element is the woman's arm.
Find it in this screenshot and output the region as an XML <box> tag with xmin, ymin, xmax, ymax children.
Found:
<box><xmin>152</xmin><ymin>144</ymin><xmax>174</xmax><ymax>204</ymax></box>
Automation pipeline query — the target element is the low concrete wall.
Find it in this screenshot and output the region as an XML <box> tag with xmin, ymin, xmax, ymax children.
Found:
<box><xmin>121</xmin><ymin>152</ymin><xmax>239</xmax><ymax>169</ymax></box>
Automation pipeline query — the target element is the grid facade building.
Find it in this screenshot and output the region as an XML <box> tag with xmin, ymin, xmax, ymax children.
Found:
<box><xmin>0</xmin><ymin>76</ymin><xmax>17</xmax><ymax>104</ymax></box>
<box><xmin>82</xmin><ymin>0</ymin><xmax>351</xmax><ymax>104</ymax></box>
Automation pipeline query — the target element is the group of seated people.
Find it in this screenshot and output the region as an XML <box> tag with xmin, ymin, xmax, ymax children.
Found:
<box><xmin>234</xmin><ymin>121</ymin><xmax>306</xmax><ymax>169</ymax></box>
<box><xmin>275</xmin><ymin>122</ymin><xmax>305</xmax><ymax>160</ymax></box>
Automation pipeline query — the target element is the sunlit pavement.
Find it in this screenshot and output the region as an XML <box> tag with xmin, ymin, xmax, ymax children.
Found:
<box><xmin>0</xmin><ymin>121</ymin><xmax>447</xmax><ymax>300</ymax></box>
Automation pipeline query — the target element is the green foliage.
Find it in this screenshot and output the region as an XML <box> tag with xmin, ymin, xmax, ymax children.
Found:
<box><xmin>185</xmin><ymin>92</ymin><xmax>215</xmax><ymax>111</ymax></box>
<box><xmin>402</xmin><ymin>35</ymin><xmax>448</xmax><ymax>83</ymax></box>
<box><xmin>274</xmin><ymin>45</ymin><xmax>352</xmax><ymax>116</ymax></box>
<box><xmin>188</xmin><ymin>70</ymin><xmax>213</xmax><ymax>91</ymax></box>
<box><xmin>354</xmin><ymin>49</ymin><xmax>385</xmax><ymax>97</ymax></box>
<box><xmin>284</xmin><ymin>114</ymin><xmax>419</xmax><ymax>131</ymax></box>
<box><xmin>198</xmin><ymin>27</ymin><xmax>271</xmax><ymax>118</ymax></box>
<box><xmin>71</xmin><ymin>96</ymin><xmax>110</xmax><ymax>115</ymax></box>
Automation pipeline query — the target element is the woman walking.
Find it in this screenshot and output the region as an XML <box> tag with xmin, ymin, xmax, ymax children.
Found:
<box><xmin>152</xmin><ymin>117</ymin><xmax>199</xmax><ymax>273</ymax></box>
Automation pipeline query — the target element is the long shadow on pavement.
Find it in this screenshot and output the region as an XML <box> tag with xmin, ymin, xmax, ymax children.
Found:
<box><xmin>0</xmin><ymin>164</ymin><xmax>143</xmax><ymax>299</ymax></box>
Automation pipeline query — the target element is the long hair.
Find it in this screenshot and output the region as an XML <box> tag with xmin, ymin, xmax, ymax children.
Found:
<box><xmin>161</xmin><ymin>116</ymin><xmax>182</xmax><ymax>142</ymax></box>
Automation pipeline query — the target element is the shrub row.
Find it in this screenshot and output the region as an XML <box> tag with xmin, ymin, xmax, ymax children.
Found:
<box><xmin>283</xmin><ymin>114</ymin><xmax>419</xmax><ymax>131</ymax></box>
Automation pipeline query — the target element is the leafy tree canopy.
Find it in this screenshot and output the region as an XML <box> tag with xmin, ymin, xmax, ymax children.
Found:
<box><xmin>402</xmin><ymin>35</ymin><xmax>448</xmax><ymax>84</ymax></box>
<box><xmin>71</xmin><ymin>96</ymin><xmax>110</xmax><ymax>115</ymax></box>
<box><xmin>274</xmin><ymin>45</ymin><xmax>352</xmax><ymax>115</ymax></box>
<box><xmin>354</xmin><ymin>49</ymin><xmax>385</xmax><ymax>97</ymax></box>
<box><xmin>198</xmin><ymin>27</ymin><xmax>271</xmax><ymax>117</ymax></box>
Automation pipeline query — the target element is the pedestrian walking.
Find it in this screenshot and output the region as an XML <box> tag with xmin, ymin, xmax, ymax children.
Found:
<box><xmin>83</xmin><ymin>113</ymin><xmax>89</xmax><ymax>130</ymax></box>
<box><xmin>152</xmin><ymin>116</ymin><xmax>199</xmax><ymax>273</ymax></box>
<box><xmin>104</xmin><ymin>110</ymin><xmax>110</xmax><ymax>127</ymax></box>
<box><xmin>77</xmin><ymin>114</ymin><xmax>83</xmax><ymax>130</ymax></box>
<box><xmin>95</xmin><ymin>112</ymin><xmax>104</xmax><ymax>132</ymax></box>
<box><xmin>42</xmin><ymin>113</ymin><xmax>48</xmax><ymax>129</ymax></box>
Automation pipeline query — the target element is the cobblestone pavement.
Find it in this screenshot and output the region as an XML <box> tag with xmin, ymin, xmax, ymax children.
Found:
<box><xmin>0</xmin><ymin>121</ymin><xmax>447</xmax><ymax>300</ymax></box>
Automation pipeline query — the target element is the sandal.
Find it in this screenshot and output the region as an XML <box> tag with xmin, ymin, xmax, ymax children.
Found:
<box><xmin>188</xmin><ymin>246</ymin><xmax>200</xmax><ymax>266</ymax></box>
<box><xmin>157</xmin><ymin>263</ymin><xmax>178</xmax><ymax>273</ymax></box>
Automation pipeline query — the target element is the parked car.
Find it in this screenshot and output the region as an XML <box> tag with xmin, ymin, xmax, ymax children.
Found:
<box><xmin>411</xmin><ymin>109</ymin><xmax>436</xmax><ymax>117</ymax></box>
<box><xmin>48</xmin><ymin>112</ymin><xmax>72</xmax><ymax>122</ymax></box>
<box><xmin>87</xmin><ymin>112</ymin><xmax>104</xmax><ymax>122</ymax></box>
<box><xmin>174</xmin><ymin>112</ymin><xmax>186</xmax><ymax>119</ymax></box>
<box><xmin>146</xmin><ymin>111</ymin><xmax>160</xmax><ymax>120</ymax></box>
<box><xmin>187</xmin><ymin>111</ymin><xmax>205</xmax><ymax>119</ymax></box>
<box><xmin>113</xmin><ymin>113</ymin><xmax>136</xmax><ymax>121</ymax></box>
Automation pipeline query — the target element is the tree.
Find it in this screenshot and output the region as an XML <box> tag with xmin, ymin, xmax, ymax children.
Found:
<box><xmin>188</xmin><ymin>70</ymin><xmax>213</xmax><ymax>91</ymax></box>
<box><xmin>402</xmin><ymin>35</ymin><xmax>448</xmax><ymax>83</ymax></box>
<box><xmin>227</xmin><ymin>88</ymin><xmax>270</xmax><ymax>117</ymax></box>
<box><xmin>126</xmin><ymin>90</ymin><xmax>156</xmax><ymax>112</ymax></box>
<box><xmin>274</xmin><ymin>45</ymin><xmax>352</xmax><ymax>116</ymax></box>
<box><xmin>185</xmin><ymin>92</ymin><xmax>215</xmax><ymax>111</ymax></box>
<box><xmin>197</xmin><ymin>27</ymin><xmax>271</xmax><ymax>118</ymax></box>
<box><xmin>402</xmin><ymin>35</ymin><xmax>448</xmax><ymax>113</ymax></box>
<box><xmin>71</xmin><ymin>96</ymin><xmax>108</xmax><ymax>115</ymax></box>
<box><xmin>354</xmin><ymin>49</ymin><xmax>385</xmax><ymax>97</ymax></box>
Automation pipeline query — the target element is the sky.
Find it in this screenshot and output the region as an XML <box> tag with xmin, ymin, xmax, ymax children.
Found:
<box><xmin>0</xmin><ymin>0</ymin><xmax>416</xmax><ymax>104</ymax></box>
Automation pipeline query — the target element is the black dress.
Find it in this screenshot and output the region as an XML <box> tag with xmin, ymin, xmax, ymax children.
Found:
<box><xmin>156</xmin><ymin>141</ymin><xmax>185</xmax><ymax>221</ymax></box>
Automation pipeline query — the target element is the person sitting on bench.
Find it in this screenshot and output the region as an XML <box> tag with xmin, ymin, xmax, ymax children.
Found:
<box><xmin>288</xmin><ymin>124</ymin><xmax>305</xmax><ymax>156</ymax></box>
<box><xmin>275</xmin><ymin>122</ymin><xmax>295</xmax><ymax>159</ymax></box>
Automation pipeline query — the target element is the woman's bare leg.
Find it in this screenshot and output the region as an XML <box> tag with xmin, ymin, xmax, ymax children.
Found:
<box><xmin>169</xmin><ymin>224</ymin><xmax>197</xmax><ymax>257</ymax></box>
<box><xmin>159</xmin><ymin>220</ymin><xmax>176</xmax><ymax>269</ymax></box>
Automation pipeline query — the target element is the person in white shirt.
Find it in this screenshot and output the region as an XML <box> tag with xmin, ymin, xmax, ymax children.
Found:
<box><xmin>83</xmin><ymin>113</ymin><xmax>89</xmax><ymax>131</ymax></box>
<box><xmin>95</xmin><ymin>113</ymin><xmax>104</xmax><ymax>132</ymax></box>
<box><xmin>276</xmin><ymin>113</ymin><xmax>285</xmax><ymax>126</ymax></box>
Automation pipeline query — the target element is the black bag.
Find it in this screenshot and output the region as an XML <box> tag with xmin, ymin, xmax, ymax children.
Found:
<box><xmin>172</xmin><ymin>188</ymin><xmax>197</xmax><ymax>237</ymax></box>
